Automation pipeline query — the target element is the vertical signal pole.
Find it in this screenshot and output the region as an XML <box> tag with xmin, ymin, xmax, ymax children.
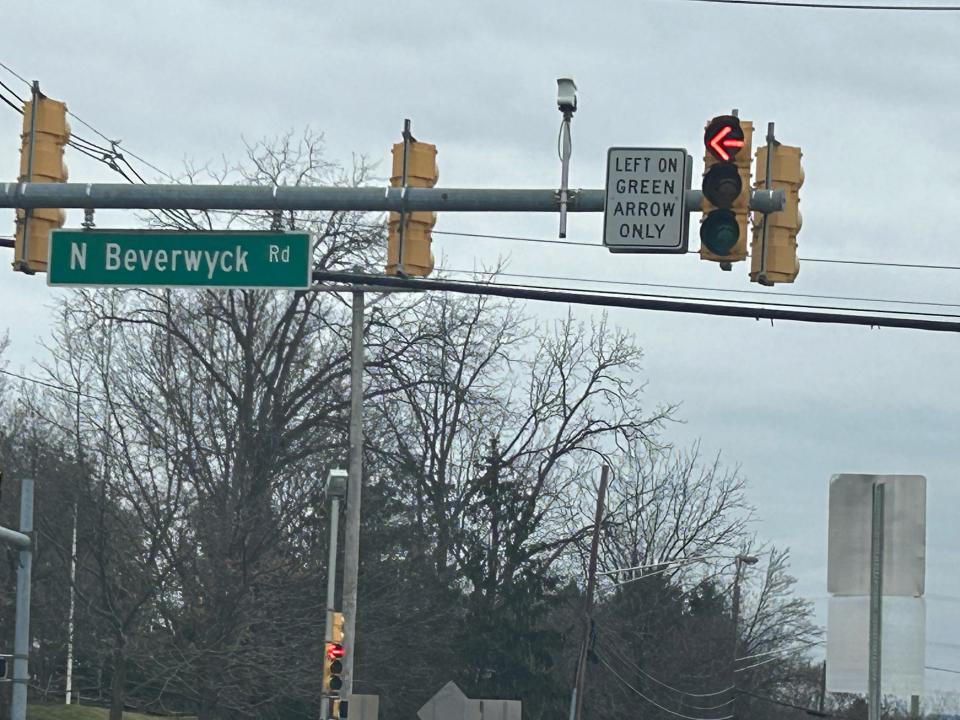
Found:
<box><xmin>11</xmin><ymin>479</ymin><xmax>35</xmax><ymax>720</ymax></box>
<box><xmin>868</xmin><ymin>482</ymin><xmax>885</xmax><ymax>720</ymax></box>
<box><xmin>396</xmin><ymin>120</ymin><xmax>412</xmax><ymax>276</ymax></box>
<box><xmin>321</xmin><ymin>470</ymin><xmax>346</xmax><ymax>720</ymax></box>
<box><xmin>339</xmin><ymin>291</ymin><xmax>365</xmax><ymax>718</ymax></box>
<box><xmin>757</xmin><ymin>122</ymin><xmax>776</xmax><ymax>285</ymax></box>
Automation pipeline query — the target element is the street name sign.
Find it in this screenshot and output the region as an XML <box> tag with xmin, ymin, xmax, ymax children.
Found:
<box><xmin>603</xmin><ymin>147</ymin><xmax>690</xmax><ymax>253</ymax></box>
<box><xmin>47</xmin><ymin>229</ymin><xmax>312</xmax><ymax>289</ymax></box>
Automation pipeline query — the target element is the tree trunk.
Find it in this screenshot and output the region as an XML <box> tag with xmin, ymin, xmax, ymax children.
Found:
<box><xmin>109</xmin><ymin>637</ymin><xmax>127</xmax><ymax>720</ymax></box>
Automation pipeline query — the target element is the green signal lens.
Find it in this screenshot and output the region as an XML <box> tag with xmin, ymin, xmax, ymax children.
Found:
<box><xmin>700</xmin><ymin>209</ymin><xmax>739</xmax><ymax>256</ymax></box>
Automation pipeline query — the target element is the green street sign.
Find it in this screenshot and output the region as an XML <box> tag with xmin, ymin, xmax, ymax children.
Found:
<box><xmin>47</xmin><ymin>229</ymin><xmax>313</xmax><ymax>289</ymax></box>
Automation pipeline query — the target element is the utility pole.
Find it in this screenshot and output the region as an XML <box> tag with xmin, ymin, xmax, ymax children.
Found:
<box><xmin>65</xmin><ymin>502</ymin><xmax>78</xmax><ymax>704</ymax></box>
<box><xmin>570</xmin><ymin>465</ymin><xmax>609</xmax><ymax>720</ymax></box>
<box><xmin>730</xmin><ymin>553</ymin><xmax>758</xmax><ymax>720</ymax></box>
<box><xmin>339</xmin><ymin>291</ymin><xmax>365</xmax><ymax>719</ymax></box>
<box><xmin>817</xmin><ymin>660</ymin><xmax>826</xmax><ymax>715</ymax></box>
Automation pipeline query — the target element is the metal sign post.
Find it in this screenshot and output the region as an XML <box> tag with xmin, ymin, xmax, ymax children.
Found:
<box><xmin>868</xmin><ymin>482</ymin><xmax>885</xmax><ymax>720</ymax></box>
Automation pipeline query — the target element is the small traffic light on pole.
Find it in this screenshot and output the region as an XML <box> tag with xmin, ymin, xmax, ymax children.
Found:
<box><xmin>323</xmin><ymin>611</ymin><xmax>346</xmax><ymax>717</ymax></box>
<box><xmin>700</xmin><ymin>114</ymin><xmax>752</xmax><ymax>268</ymax></box>
<box><xmin>386</xmin><ymin>120</ymin><xmax>438</xmax><ymax>277</ymax></box>
<box><xmin>751</xmin><ymin>123</ymin><xmax>803</xmax><ymax>285</ymax></box>
<box><xmin>14</xmin><ymin>86</ymin><xmax>70</xmax><ymax>274</ymax></box>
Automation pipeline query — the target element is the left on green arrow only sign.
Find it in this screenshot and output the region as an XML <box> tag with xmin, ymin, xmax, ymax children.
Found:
<box><xmin>47</xmin><ymin>229</ymin><xmax>313</xmax><ymax>289</ymax></box>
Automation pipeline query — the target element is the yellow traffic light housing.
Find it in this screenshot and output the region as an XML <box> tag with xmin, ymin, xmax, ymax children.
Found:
<box><xmin>386</xmin><ymin>137</ymin><xmax>438</xmax><ymax>277</ymax></box>
<box><xmin>14</xmin><ymin>94</ymin><xmax>70</xmax><ymax>274</ymax></box>
<box><xmin>751</xmin><ymin>142</ymin><xmax>803</xmax><ymax>285</ymax></box>
<box><xmin>700</xmin><ymin>115</ymin><xmax>753</xmax><ymax>267</ymax></box>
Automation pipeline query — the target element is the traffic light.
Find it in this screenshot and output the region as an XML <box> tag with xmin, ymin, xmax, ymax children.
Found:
<box><xmin>323</xmin><ymin>612</ymin><xmax>345</xmax><ymax>697</ymax></box>
<box><xmin>700</xmin><ymin>115</ymin><xmax>752</xmax><ymax>267</ymax></box>
<box><xmin>751</xmin><ymin>142</ymin><xmax>804</xmax><ymax>285</ymax></box>
<box><xmin>0</xmin><ymin>653</ymin><xmax>10</xmax><ymax>681</ymax></box>
<box><xmin>14</xmin><ymin>95</ymin><xmax>70</xmax><ymax>273</ymax></box>
<box><xmin>386</xmin><ymin>138</ymin><xmax>438</xmax><ymax>277</ymax></box>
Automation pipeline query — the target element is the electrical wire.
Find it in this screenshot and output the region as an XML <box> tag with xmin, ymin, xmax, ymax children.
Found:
<box><xmin>428</xmin><ymin>274</ymin><xmax>960</xmax><ymax>320</ymax></box>
<box><xmin>680</xmin><ymin>0</ymin><xmax>960</xmax><ymax>10</ymax></box>
<box><xmin>0</xmin><ymin>368</ymin><xmax>102</xmax><ymax>402</ymax></box>
<box><xmin>434</xmin><ymin>229</ymin><xmax>596</xmax><ymax>248</ymax></box>
<box><xmin>927</xmin><ymin>665</ymin><xmax>960</xmax><ymax>675</ymax></box>
<box><xmin>438</xmin><ymin>267</ymin><xmax>960</xmax><ymax>313</ymax></box>
<box><xmin>737</xmin><ymin>640</ymin><xmax>824</xmax><ymax>662</ymax></box>
<box><xmin>598</xmin><ymin>554</ymin><xmax>730</xmax><ymax>576</ymax></box>
<box><xmin>596</xmin><ymin>652</ymin><xmax>735</xmax><ymax>720</ymax></box>
<box><xmin>0</xmin><ymin>91</ymin><xmax>22</xmax><ymax>115</ymax></box>
<box><xmin>604</xmin><ymin>557</ymin><xmax>725</xmax><ymax>589</ymax></box>
<box><xmin>0</xmin><ymin>61</ymin><xmax>30</xmax><ymax>87</ymax></box>
<box><xmin>432</xmin><ymin>228</ymin><xmax>960</xmax><ymax>273</ymax></box>
<box><xmin>737</xmin><ymin>689</ymin><xmax>832</xmax><ymax>717</ymax></box>
<box><xmin>313</xmin><ymin>269</ymin><xmax>960</xmax><ymax>333</ymax></box>
<box><xmin>595</xmin><ymin>625</ymin><xmax>734</xmax><ymax>699</ymax></box>
<box><xmin>0</xmin><ymin>78</ymin><xmax>25</xmax><ymax>105</ymax></box>
<box><xmin>0</xmin><ymin>59</ymin><xmax>192</xmax><ymax>227</ymax></box>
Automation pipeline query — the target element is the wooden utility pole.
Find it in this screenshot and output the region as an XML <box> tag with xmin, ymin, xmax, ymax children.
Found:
<box><xmin>570</xmin><ymin>465</ymin><xmax>609</xmax><ymax>720</ymax></box>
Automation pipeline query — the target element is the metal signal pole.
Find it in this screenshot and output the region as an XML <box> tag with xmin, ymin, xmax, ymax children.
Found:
<box><xmin>339</xmin><ymin>291</ymin><xmax>365</xmax><ymax>719</ymax></box>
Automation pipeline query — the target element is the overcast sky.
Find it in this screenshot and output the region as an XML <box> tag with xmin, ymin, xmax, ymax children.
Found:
<box><xmin>3</xmin><ymin>0</ymin><xmax>959</xmax><ymax>701</ymax></box>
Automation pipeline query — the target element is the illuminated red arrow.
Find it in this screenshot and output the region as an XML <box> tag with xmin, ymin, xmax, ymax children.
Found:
<box><xmin>708</xmin><ymin>125</ymin><xmax>745</xmax><ymax>161</ymax></box>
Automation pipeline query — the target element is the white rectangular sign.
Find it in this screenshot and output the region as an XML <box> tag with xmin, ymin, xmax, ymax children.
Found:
<box><xmin>603</xmin><ymin>147</ymin><xmax>690</xmax><ymax>253</ymax></box>
<box><xmin>828</xmin><ymin>474</ymin><xmax>926</xmax><ymax>597</ymax></box>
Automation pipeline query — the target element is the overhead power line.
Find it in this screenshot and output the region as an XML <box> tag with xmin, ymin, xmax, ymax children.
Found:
<box><xmin>595</xmin><ymin>625</ymin><xmax>733</xmax><ymax>700</ymax></box>
<box><xmin>0</xmin><ymin>61</ymin><xmax>30</xmax><ymax>87</ymax></box>
<box><xmin>737</xmin><ymin>689</ymin><xmax>832</xmax><ymax>717</ymax></box>
<box><xmin>313</xmin><ymin>270</ymin><xmax>960</xmax><ymax>334</ymax></box>
<box><xmin>737</xmin><ymin>640</ymin><xmax>824</xmax><ymax>662</ymax></box>
<box><xmin>596</xmin><ymin>652</ymin><xmax>734</xmax><ymax>720</ymax></box>
<box><xmin>0</xmin><ymin>368</ymin><xmax>100</xmax><ymax>401</ymax></box>
<box><xmin>681</xmin><ymin>0</ymin><xmax>960</xmax><ymax>10</ymax></box>
<box><xmin>438</xmin><ymin>267</ymin><xmax>960</xmax><ymax>313</ymax></box>
<box><xmin>927</xmin><ymin>665</ymin><xmax>960</xmax><ymax>675</ymax></box>
<box><xmin>432</xmin><ymin>230</ymin><xmax>960</xmax><ymax>273</ymax></box>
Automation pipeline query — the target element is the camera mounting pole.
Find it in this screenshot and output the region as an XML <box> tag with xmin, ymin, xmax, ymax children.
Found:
<box><xmin>556</xmin><ymin>78</ymin><xmax>577</xmax><ymax>239</ymax></box>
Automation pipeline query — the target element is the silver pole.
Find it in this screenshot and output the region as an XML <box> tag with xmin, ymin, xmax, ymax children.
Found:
<box><xmin>757</xmin><ymin>122</ymin><xmax>776</xmax><ymax>286</ymax></box>
<box><xmin>320</xmin><ymin>495</ymin><xmax>341</xmax><ymax>720</ymax></box>
<box><xmin>868</xmin><ymin>482</ymin><xmax>885</xmax><ymax>720</ymax></box>
<box><xmin>11</xmin><ymin>478</ymin><xmax>35</xmax><ymax>720</ymax></box>
<box><xmin>65</xmin><ymin>502</ymin><xmax>79</xmax><ymax>704</ymax></box>
<box><xmin>1</xmin><ymin>183</ymin><xmax>783</xmax><ymax>214</ymax></box>
<box><xmin>396</xmin><ymin>119</ymin><xmax>411</xmax><ymax>274</ymax></box>
<box><xmin>558</xmin><ymin>112</ymin><xmax>573</xmax><ymax>238</ymax></box>
<box><xmin>339</xmin><ymin>291</ymin><xmax>365</xmax><ymax>718</ymax></box>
